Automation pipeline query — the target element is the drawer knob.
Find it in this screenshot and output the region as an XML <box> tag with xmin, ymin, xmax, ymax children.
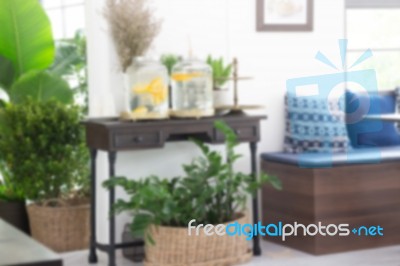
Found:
<box><xmin>133</xmin><ymin>136</ymin><xmax>144</xmax><ymax>143</ymax></box>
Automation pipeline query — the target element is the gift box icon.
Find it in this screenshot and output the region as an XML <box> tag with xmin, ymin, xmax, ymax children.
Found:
<box><xmin>285</xmin><ymin>39</ymin><xmax>382</xmax><ymax>167</ymax></box>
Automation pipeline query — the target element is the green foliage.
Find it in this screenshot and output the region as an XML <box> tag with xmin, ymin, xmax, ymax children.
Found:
<box><xmin>10</xmin><ymin>70</ymin><xmax>73</xmax><ymax>104</ymax></box>
<box><xmin>0</xmin><ymin>0</ymin><xmax>55</xmax><ymax>77</ymax></box>
<box><xmin>0</xmin><ymin>100</ymin><xmax>89</xmax><ymax>203</ymax></box>
<box><xmin>50</xmin><ymin>30</ymin><xmax>88</xmax><ymax>113</ymax></box>
<box><xmin>206</xmin><ymin>55</ymin><xmax>232</xmax><ymax>89</ymax></box>
<box><xmin>0</xmin><ymin>161</ymin><xmax>24</xmax><ymax>202</ymax></box>
<box><xmin>103</xmin><ymin>121</ymin><xmax>281</xmax><ymax>241</ymax></box>
<box><xmin>160</xmin><ymin>54</ymin><xmax>181</xmax><ymax>75</ymax></box>
<box><xmin>0</xmin><ymin>56</ymin><xmax>15</xmax><ymax>91</ymax></box>
<box><xmin>0</xmin><ymin>0</ymin><xmax>72</xmax><ymax>105</ymax></box>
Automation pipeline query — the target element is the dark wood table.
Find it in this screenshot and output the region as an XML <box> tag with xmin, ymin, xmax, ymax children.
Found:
<box><xmin>0</xmin><ymin>219</ymin><xmax>62</xmax><ymax>266</ymax></box>
<box><xmin>83</xmin><ymin>114</ymin><xmax>266</xmax><ymax>266</ymax></box>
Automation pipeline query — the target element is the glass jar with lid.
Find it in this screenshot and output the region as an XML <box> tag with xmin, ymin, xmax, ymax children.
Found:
<box><xmin>171</xmin><ymin>58</ymin><xmax>214</xmax><ymax>118</ymax></box>
<box><xmin>124</xmin><ymin>57</ymin><xmax>169</xmax><ymax>120</ymax></box>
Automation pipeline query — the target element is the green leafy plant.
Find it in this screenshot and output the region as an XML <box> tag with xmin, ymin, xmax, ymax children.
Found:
<box><xmin>103</xmin><ymin>121</ymin><xmax>281</xmax><ymax>241</ymax></box>
<box><xmin>206</xmin><ymin>56</ymin><xmax>232</xmax><ymax>90</ymax></box>
<box><xmin>50</xmin><ymin>30</ymin><xmax>88</xmax><ymax>113</ymax></box>
<box><xmin>0</xmin><ymin>162</ymin><xmax>24</xmax><ymax>202</ymax></box>
<box><xmin>160</xmin><ymin>54</ymin><xmax>181</xmax><ymax>75</ymax></box>
<box><xmin>0</xmin><ymin>100</ymin><xmax>89</xmax><ymax>203</ymax></box>
<box><xmin>0</xmin><ymin>0</ymin><xmax>73</xmax><ymax>104</ymax></box>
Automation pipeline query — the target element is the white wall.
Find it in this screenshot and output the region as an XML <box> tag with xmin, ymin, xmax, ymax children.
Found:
<box><xmin>86</xmin><ymin>0</ymin><xmax>345</xmax><ymax>244</ymax></box>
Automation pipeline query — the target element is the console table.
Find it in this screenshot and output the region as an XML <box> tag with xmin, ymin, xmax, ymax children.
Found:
<box><xmin>83</xmin><ymin>114</ymin><xmax>266</xmax><ymax>266</ymax></box>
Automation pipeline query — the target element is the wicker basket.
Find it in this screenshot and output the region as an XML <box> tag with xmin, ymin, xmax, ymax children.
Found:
<box><xmin>27</xmin><ymin>202</ymin><xmax>90</xmax><ymax>252</ymax></box>
<box><xmin>144</xmin><ymin>214</ymin><xmax>252</xmax><ymax>266</ymax></box>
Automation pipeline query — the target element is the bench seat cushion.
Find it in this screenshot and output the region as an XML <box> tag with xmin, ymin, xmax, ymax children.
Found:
<box><xmin>261</xmin><ymin>146</ymin><xmax>400</xmax><ymax>168</ymax></box>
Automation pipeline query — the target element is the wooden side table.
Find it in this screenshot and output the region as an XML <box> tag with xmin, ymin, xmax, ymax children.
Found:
<box><xmin>83</xmin><ymin>114</ymin><xmax>266</xmax><ymax>266</ymax></box>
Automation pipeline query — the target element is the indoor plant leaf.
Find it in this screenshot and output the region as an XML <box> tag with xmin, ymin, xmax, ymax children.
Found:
<box><xmin>0</xmin><ymin>55</ymin><xmax>14</xmax><ymax>91</ymax></box>
<box><xmin>10</xmin><ymin>70</ymin><xmax>73</xmax><ymax>104</ymax></box>
<box><xmin>50</xmin><ymin>42</ymin><xmax>81</xmax><ymax>76</ymax></box>
<box><xmin>0</xmin><ymin>0</ymin><xmax>55</xmax><ymax>77</ymax></box>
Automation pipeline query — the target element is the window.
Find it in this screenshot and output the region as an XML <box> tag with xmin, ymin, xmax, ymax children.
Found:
<box><xmin>41</xmin><ymin>0</ymin><xmax>88</xmax><ymax>112</ymax></box>
<box><xmin>41</xmin><ymin>0</ymin><xmax>85</xmax><ymax>40</ymax></box>
<box><xmin>345</xmin><ymin>0</ymin><xmax>400</xmax><ymax>89</ymax></box>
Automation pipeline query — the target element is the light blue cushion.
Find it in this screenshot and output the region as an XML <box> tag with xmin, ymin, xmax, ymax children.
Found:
<box><xmin>284</xmin><ymin>92</ymin><xmax>350</xmax><ymax>153</ymax></box>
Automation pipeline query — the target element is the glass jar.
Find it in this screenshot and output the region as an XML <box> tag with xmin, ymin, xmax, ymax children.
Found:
<box><xmin>171</xmin><ymin>58</ymin><xmax>214</xmax><ymax>117</ymax></box>
<box><xmin>124</xmin><ymin>58</ymin><xmax>169</xmax><ymax>120</ymax></box>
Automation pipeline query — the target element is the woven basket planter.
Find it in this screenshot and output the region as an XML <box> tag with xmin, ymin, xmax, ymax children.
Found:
<box><xmin>27</xmin><ymin>202</ymin><xmax>89</xmax><ymax>252</ymax></box>
<box><xmin>0</xmin><ymin>201</ymin><xmax>30</xmax><ymax>234</ymax></box>
<box><xmin>145</xmin><ymin>214</ymin><xmax>252</xmax><ymax>266</ymax></box>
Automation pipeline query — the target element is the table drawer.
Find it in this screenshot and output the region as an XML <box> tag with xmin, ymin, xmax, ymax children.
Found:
<box><xmin>215</xmin><ymin>124</ymin><xmax>259</xmax><ymax>142</ymax></box>
<box><xmin>113</xmin><ymin>131</ymin><xmax>162</xmax><ymax>149</ymax></box>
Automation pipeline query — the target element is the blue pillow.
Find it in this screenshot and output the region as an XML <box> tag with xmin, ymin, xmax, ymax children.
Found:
<box><xmin>345</xmin><ymin>90</ymin><xmax>400</xmax><ymax>148</ymax></box>
<box><xmin>283</xmin><ymin>92</ymin><xmax>350</xmax><ymax>154</ymax></box>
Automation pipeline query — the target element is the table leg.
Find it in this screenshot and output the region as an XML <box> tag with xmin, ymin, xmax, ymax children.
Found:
<box><xmin>89</xmin><ymin>149</ymin><xmax>98</xmax><ymax>263</ymax></box>
<box><xmin>108</xmin><ymin>152</ymin><xmax>117</xmax><ymax>266</ymax></box>
<box><xmin>250</xmin><ymin>142</ymin><xmax>262</xmax><ymax>256</ymax></box>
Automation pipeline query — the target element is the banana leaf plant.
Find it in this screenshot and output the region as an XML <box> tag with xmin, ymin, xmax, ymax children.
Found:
<box><xmin>0</xmin><ymin>0</ymin><xmax>73</xmax><ymax>104</ymax></box>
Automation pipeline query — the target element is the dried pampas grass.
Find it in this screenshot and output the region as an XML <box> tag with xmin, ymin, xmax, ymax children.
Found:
<box><xmin>104</xmin><ymin>0</ymin><xmax>161</xmax><ymax>72</ymax></box>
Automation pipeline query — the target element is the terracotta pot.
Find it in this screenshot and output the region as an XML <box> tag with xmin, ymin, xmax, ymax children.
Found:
<box><xmin>0</xmin><ymin>201</ymin><xmax>30</xmax><ymax>234</ymax></box>
<box><xmin>144</xmin><ymin>213</ymin><xmax>252</xmax><ymax>266</ymax></box>
<box><xmin>27</xmin><ymin>202</ymin><xmax>89</xmax><ymax>252</ymax></box>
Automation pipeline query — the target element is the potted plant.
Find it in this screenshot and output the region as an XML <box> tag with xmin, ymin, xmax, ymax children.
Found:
<box><xmin>0</xmin><ymin>100</ymin><xmax>90</xmax><ymax>252</ymax></box>
<box><xmin>104</xmin><ymin>121</ymin><xmax>281</xmax><ymax>265</ymax></box>
<box><xmin>206</xmin><ymin>55</ymin><xmax>233</xmax><ymax>107</ymax></box>
<box><xmin>0</xmin><ymin>163</ymin><xmax>30</xmax><ymax>234</ymax></box>
<box><xmin>160</xmin><ymin>54</ymin><xmax>182</xmax><ymax>75</ymax></box>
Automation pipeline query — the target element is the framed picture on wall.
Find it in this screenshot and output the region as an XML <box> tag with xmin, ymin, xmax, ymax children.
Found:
<box><xmin>256</xmin><ymin>0</ymin><xmax>313</xmax><ymax>32</ymax></box>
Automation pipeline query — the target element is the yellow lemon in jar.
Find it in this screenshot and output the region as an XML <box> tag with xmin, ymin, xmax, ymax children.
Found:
<box><xmin>132</xmin><ymin>106</ymin><xmax>148</xmax><ymax>114</ymax></box>
<box><xmin>148</xmin><ymin>77</ymin><xmax>167</xmax><ymax>105</ymax></box>
<box><xmin>171</xmin><ymin>72</ymin><xmax>202</xmax><ymax>82</ymax></box>
<box><xmin>132</xmin><ymin>83</ymin><xmax>148</xmax><ymax>94</ymax></box>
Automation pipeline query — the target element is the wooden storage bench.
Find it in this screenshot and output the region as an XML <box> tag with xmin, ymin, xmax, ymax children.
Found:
<box><xmin>261</xmin><ymin>147</ymin><xmax>400</xmax><ymax>255</ymax></box>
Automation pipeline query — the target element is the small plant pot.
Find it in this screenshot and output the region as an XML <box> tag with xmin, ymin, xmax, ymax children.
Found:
<box><xmin>144</xmin><ymin>213</ymin><xmax>252</xmax><ymax>266</ymax></box>
<box><xmin>213</xmin><ymin>89</ymin><xmax>232</xmax><ymax>109</ymax></box>
<box><xmin>27</xmin><ymin>201</ymin><xmax>90</xmax><ymax>252</ymax></box>
<box><xmin>0</xmin><ymin>201</ymin><xmax>30</xmax><ymax>234</ymax></box>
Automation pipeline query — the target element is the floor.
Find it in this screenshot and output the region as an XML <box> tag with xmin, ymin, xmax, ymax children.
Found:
<box><xmin>62</xmin><ymin>241</ymin><xmax>400</xmax><ymax>266</ymax></box>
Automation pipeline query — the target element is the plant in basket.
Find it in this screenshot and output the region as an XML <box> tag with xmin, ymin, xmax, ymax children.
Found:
<box><xmin>0</xmin><ymin>100</ymin><xmax>90</xmax><ymax>252</ymax></box>
<box><xmin>103</xmin><ymin>121</ymin><xmax>281</xmax><ymax>265</ymax></box>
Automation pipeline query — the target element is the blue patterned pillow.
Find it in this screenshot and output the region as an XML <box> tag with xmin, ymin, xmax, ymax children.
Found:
<box><xmin>283</xmin><ymin>92</ymin><xmax>350</xmax><ymax>153</ymax></box>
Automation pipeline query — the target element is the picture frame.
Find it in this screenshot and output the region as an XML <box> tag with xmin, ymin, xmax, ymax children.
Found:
<box><xmin>256</xmin><ymin>0</ymin><xmax>314</xmax><ymax>32</ymax></box>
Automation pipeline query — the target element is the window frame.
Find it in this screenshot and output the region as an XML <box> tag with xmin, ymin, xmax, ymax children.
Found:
<box><xmin>41</xmin><ymin>0</ymin><xmax>85</xmax><ymax>40</ymax></box>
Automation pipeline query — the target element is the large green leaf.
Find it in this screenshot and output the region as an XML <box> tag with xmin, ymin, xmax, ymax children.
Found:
<box><xmin>10</xmin><ymin>70</ymin><xmax>73</xmax><ymax>104</ymax></box>
<box><xmin>0</xmin><ymin>55</ymin><xmax>14</xmax><ymax>91</ymax></box>
<box><xmin>0</xmin><ymin>0</ymin><xmax>55</xmax><ymax>77</ymax></box>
